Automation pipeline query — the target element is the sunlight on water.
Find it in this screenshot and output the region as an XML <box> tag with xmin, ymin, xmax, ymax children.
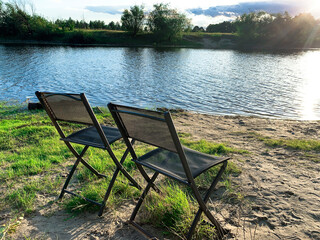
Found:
<box><xmin>299</xmin><ymin>51</ymin><xmax>320</xmax><ymax>120</ymax></box>
<box><xmin>0</xmin><ymin>45</ymin><xmax>320</xmax><ymax>120</ymax></box>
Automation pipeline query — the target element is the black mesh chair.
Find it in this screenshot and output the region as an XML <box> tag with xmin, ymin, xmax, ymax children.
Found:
<box><xmin>108</xmin><ymin>103</ymin><xmax>230</xmax><ymax>239</ymax></box>
<box><xmin>35</xmin><ymin>91</ymin><xmax>142</xmax><ymax>216</ymax></box>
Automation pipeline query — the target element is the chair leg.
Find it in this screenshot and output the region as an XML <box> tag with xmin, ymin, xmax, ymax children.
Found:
<box><xmin>187</xmin><ymin>161</ymin><xmax>228</xmax><ymax>240</ymax></box>
<box><xmin>117</xmin><ymin>166</ymin><xmax>141</xmax><ymax>190</ymax></box>
<box><xmin>59</xmin><ymin>146</ymin><xmax>89</xmax><ymax>199</ymax></box>
<box><xmin>105</xmin><ymin>141</ymin><xmax>142</xmax><ymax>191</ymax></box>
<box><xmin>130</xmin><ymin>172</ymin><xmax>159</xmax><ymax>222</ymax></box>
<box><xmin>98</xmin><ymin>140</ymin><xmax>136</xmax><ymax>216</ymax></box>
<box><xmin>128</xmin><ymin>172</ymin><xmax>159</xmax><ymax>240</ymax></box>
<box><xmin>136</xmin><ymin>164</ymin><xmax>161</xmax><ymax>194</ymax></box>
<box><xmin>65</xmin><ymin>142</ymin><xmax>105</xmax><ymax>178</ymax></box>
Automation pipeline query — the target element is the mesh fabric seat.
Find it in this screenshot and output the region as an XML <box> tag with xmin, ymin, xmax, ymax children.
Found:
<box><xmin>35</xmin><ymin>91</ymin><xmax>142</xmax><ymax>216</ymax></box>
<box><xmin>62</xmin><ymin>126</ymin><xmax>121</xmax><ymax>149</ymax></box>
<box><xmin>108</xmin><ymin>103</ymin><xmax>230</xmax><ymax>240</ymax></box>
<box><xmin>137</xmin><ymin>146</ymin><xmax>227</xmax><ymax>182</ymax></box>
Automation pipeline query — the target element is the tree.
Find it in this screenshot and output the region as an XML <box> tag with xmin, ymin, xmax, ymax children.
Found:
<box><xmin>192</xmin><ymin>26</ymin><xmax>204</xmax><ymax>32</ymax></box>
<box><xmin>148</xmin><ymin>3</ymin><xmax>191</xmax><ymax>42</ymax></box>
<box><xmin>115</xmin><ymin>22</ymin><xmax>121</xmax><ymax>30</ymax></box>
<box><xmin>0</xmin><ymin>1</ymin><xmax>58</xmax><ymax>39</ymax></box>
<box><xmin>234</xmin><ymin>11</ymin><xmax>320</xmax><ymax>48</ymax></box>
<box><xmin>0</xmin><ymin>1</ymin><xmax>5</xmax><ymax>33</ymax></box>
<box><xmin>0</xmin><ymin>1</ymin><xmax>32</xmax><ymax>37</ymax></box>
<box><xmin>206</xmin><ymin>21</ymin><xmax>236</xmax><ymax>33</ymax></box>
<box><xmin>55</xmin><ymin>18</ymin><xmax>75</xmax><ymax>31</ymax></box>
<box><xmin>108</xmin><ymin>21</ymin><xmax>115</xmax><ymax>30</ymax></box>
<box><xmin>121</xmin><ymin>5</ymin><xmax>144</xmax><ymax>36</ymax></box>
<box><xmin>66</xmin><ymin>17</ymin><xmax>75</xmax><ymax>31</ymax></box>
<box><xmin>235</xmin><ymin>11</ymin><xmax>271</xmax><ymax>44</ymax></box>
<box><xmin>29</xmin><ymin>15</ymin><xmax>57</xmax><ymax>40</ymax></box>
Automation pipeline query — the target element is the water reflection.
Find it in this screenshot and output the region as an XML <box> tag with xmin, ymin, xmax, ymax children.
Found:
<box><xmin>0</xmin><ymin>45</ymin><xmax>320</xmax><ymax>120</ymax></box>
<box><xmin>299</xmin><ymin>51</ymin><xmax>320</xmax><ymax>120</ymax></box>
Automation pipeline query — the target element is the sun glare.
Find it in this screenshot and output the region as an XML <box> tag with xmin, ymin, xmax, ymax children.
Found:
<box><xmin>306</xmin><ymin>0</ymin><xmax>320</xmax><ymax>17</ymax></box>
<box><xmin>299</xmin><ymin>51</ymin><xmax>320</xmax><ymax>120</ymax></box>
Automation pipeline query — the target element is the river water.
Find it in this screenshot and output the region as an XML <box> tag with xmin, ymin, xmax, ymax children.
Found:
<box><xmin>1</xmin><ymin>45</ymin><xmax>320</xmax><ymax>120</ymax></box>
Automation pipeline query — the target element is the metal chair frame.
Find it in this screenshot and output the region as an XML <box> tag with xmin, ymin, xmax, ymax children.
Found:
<box><xmin>108</xmin><ymin>103</ymin><xmax>229</xmax><ymax>240</ymax></box>
<box><xmin>36</xmin><ymin>91</ymin><xmax>142</xmax><ymax>216</ymax></box>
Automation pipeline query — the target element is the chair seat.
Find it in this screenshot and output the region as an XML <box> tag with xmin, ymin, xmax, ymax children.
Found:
<box><xmin>135</xmin><ymin>146</ymin><xmax>229</xmax><ymax>182</ymax></box>
<box><xmin>61</xmin><ymin>125</ymin><xmax>122</xmax><ymax>149</ymax></box>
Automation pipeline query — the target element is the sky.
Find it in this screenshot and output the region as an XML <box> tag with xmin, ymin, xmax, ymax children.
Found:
<box><xmin>4</xmin><ymin>0</ymin><xmax>320</xmax><ymax>27</ymax></box>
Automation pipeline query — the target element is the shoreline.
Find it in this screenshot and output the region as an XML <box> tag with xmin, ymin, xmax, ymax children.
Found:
<box><xmin>16</xmin><ymin>102</ymin><xmax>320</xmax><ymax>121</ymax></box>
<box><xmin>0</xmin><ymin>39</ymin><xmax>196</xmax><ymax>49</ymax></box>
<box><xmin>1</xmin><ymin>39</ymin><xmax>320</xmax><ymax>51</ymax></box>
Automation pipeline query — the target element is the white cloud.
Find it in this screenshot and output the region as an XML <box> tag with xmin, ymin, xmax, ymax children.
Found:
<box><xmin>186</xmin><ymin>13</ymin><xmax>236</xmax><ymax>28</ymax></box>
<box><xmin>2</xmin><ymin>0</ymin><xmax>318</xmax><ymax>24</ymax></box>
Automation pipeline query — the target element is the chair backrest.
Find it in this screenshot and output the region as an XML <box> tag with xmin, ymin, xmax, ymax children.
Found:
<box><xmin>35</xmin><ymin>92</ymin><xmax>94</xmax><ymax>125</ymax></box>
<box><xmin>108</xmin><ymin>103</ymin><xmax>194</xmax><ymax>182</ymax></box>
<box><xmin>36</xmin><ymin>91</ymin><xmax>111</xmax><ymax>149</ymax></box>
<box><xmin>108</xmin><ymin>103</ymin><xmax>178</xmax><ymax>152</ymax></box>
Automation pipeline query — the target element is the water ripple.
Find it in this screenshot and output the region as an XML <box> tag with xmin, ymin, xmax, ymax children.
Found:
<box><xmin>1</xmin><ymin>45</ymin><xmax>320</xmax><ymax>119</ymax></box>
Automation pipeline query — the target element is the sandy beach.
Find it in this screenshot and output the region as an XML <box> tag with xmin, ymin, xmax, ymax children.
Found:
<box><xmin>5</xmin><ymin>112</ymin><xmax>320</xmax><ymax>240</ymax></box>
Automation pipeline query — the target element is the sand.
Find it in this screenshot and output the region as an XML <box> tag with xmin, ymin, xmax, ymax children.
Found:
<box><xmin>5</xmin><ymin>112</ymin><xmax>320</xmax><ymax>240</ymax></box>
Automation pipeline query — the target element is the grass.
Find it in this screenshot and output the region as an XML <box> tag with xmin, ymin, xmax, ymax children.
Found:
<box><xmin>180</xmin><ymin>137</ymin><xmax>249</xmax><ymax>155</ymax></box>
<box><xmin>141</xmin><ymin>183</ymin><xmax>219</xmax><ymax>239</ymax></box>
<box><xmin>5</xmin><ymin>176</ymin><xmax>61</xmax><ymax>214</ymax></box>
<box><xmin>262</xmin><ymin>138</ymin><xmax>320</xmax><ymax>152</ymax></box>
<box><xmin>1</xmin><ymin>29</ymin><xmax>238</xmax><ymax>48</ymax></box>
<box><xmin>0</xmin><ymin>102</ymin><xmax>244</xmax><ymax>239</ymax></box>
<box><xmin>244</xmin><ymin>131</ymin><xmax>320</xmax><ymax>152</ymax></box>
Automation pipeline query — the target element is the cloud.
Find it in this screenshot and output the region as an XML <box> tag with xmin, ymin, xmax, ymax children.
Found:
<box><xmin>186</xmin><ymin>13</ymin><xmax>236</xmax><ymax>28</ymax></box>
<box><xmin>188</xmin><ymin>1</ymin><xmax>302</xmax><ymax>18</ymax></box>
<box><xmin>85</xmin><ymin>6</ymin><xmax>125</xmax><ymax>15</ymax></box>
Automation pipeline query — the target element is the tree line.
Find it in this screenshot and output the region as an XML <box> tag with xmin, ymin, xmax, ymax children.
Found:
<box><xmin>192</xmin><ymin>11</ymin><xmax>320</xmax><ymax>48</ymax></box>
<box><xmin>235</xmin><ymin>11</ymin><xmax>320</xmax><ymax>48</ymax></box>
<box><xmin>0</xmin><ymin>1</ymin><xmax>124</xmax><ymax>40</ymax></box>
<box><xmin>193</xmin><ymin>21</ymin><xmax>236</xmax><ymax>33</ymax></box>
<box><xmin>120</xmin><ymin>4</ymin><xmax>191</xmax><ymax>41</ymax></box>
<box><xmin>54</xmin><ymin>19</ymin><xmax>122</xmax><ymax>31</ymax></box>
<box><xmin>1</xmin><ymin>0</ymin><xmax>319</xmax><ymax>48</ymax></box>
<box><xmin>0</xmin><ymin>2</ymin><xmax>191</xmax><ymax>42</ymax></box>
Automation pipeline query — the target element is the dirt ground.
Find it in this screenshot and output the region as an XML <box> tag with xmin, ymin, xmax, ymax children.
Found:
<box><xmin>5</xmin><ymin>112</ymin><xmax>320</xmax><ymax>240</ymax></box>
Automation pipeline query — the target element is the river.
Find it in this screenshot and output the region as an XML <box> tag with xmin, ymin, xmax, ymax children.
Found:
<box><xmin>1</xmin><ymin>45</ymin><xmax>320</xmax><ymax>120</ymax></box>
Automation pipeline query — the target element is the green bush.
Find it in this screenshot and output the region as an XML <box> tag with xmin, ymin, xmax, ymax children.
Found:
<box><xmin>66</xmin><ymin>30</ymin><xmax>95</xmax><ymax>44</ymax></box>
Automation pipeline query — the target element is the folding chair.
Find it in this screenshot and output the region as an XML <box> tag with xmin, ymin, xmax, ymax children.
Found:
<box><xmin>108</xmin><ymin>103</ymin><xmax>230</xmax><ymax>240</ymax></box>
<box><xmin>35</xmin><ymin>91</ymin><xmax>142</xmax><ymax>216</ymax></box>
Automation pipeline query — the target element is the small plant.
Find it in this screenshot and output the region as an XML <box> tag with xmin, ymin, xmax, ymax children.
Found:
<box><xmin>222</xmin><ymin>177</ymin><xmax>244</xmax><ymax>204</ymax></box>
<box><xmin>180</xmin><ymin>138</ymin><xmax>249</xmax><ymax>155</ymax></box>
<box><xmin>0</xmin><ymin>216</ymin><xmax>24</xmax><ymax>239</ymax></box>
<box><xmin>140</xmin><ymin>183</ymin><xmax>221</xmax><ymax>239</ymax></box>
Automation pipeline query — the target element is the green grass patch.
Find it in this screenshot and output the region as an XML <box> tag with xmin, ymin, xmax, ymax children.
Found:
<box><xmin>180</xmin><ymin>138</ymin><xmax>249</xmax><ymax>155</ymax></box>
<box><xmin>1</xmin><ymin>29</ymin><xmax>239</xmax><ymax>48</ymax></box>
<box><xmin>141</xmin><ymin>184</ymin><xmax>217</xmax><ymax>239</ymax></box>
<box><xmin>239</xmin><ymin>131</ymin><xmax>320</xmax><ymax>152</ymax></box>
<box><xmin>184</xmin><ymin>32</ymin><xmax>237</xmax><ymax>39</ymax></box>
<box><xmin>5</xmin><ymin>176</ymin><xmax>61</xmax><ymax>213</ymax></box>
<box><xmin>262</xmin><ymin>138</ymin><xmax>320</xmax><ymax>151</ymax></box>
<box><xmin>63</xmin><ymin>176</ymin><xmax>141</xmax><ymax>213</ymax></box>
<box><xmin>143</xmin><ymin>184</ymin><xmax>192</xmax><ymax>228</ymax></box>
<box><xmin>0</xmin><ymin>102</ymin><xmax>242</xmax><ymax>239</ymax></box>
<box><xmin>44</xmin><ymin>29</ymin><xmax>202</xmax><ymax>47</ymax></box>
<box><xmin>222</xmin><ymin>177</ymin><xmax>244</xmax><ymax>204</ymax></box>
